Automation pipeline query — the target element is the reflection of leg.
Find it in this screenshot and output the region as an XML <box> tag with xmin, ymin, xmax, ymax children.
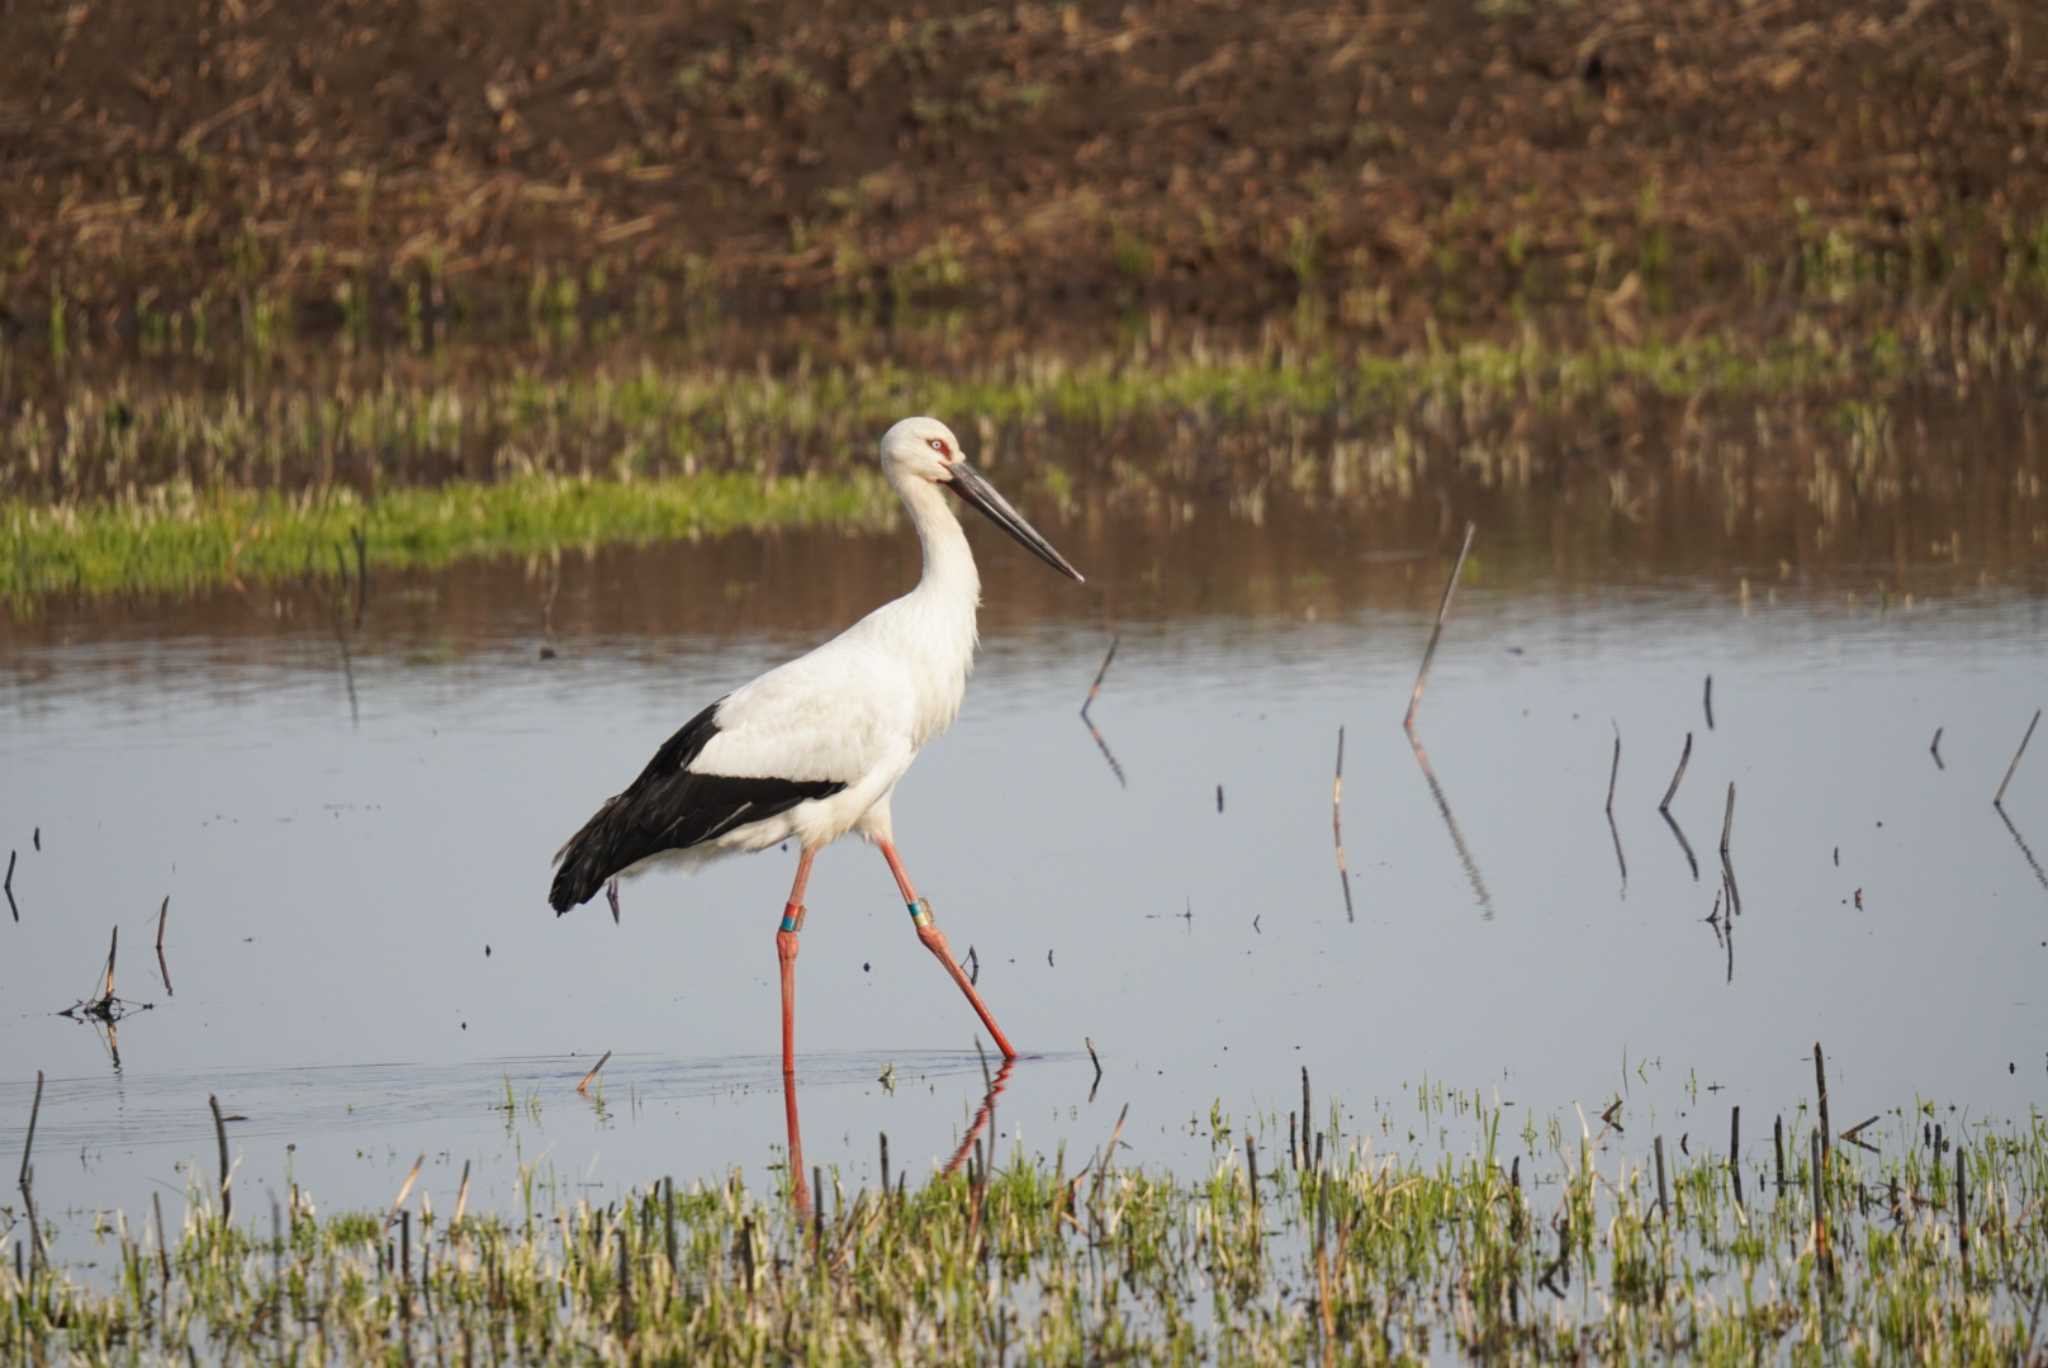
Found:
<box><xmin>776</xmin><ymin>848</ymin><xmax>818</xmax><ymax>1077</ymax></box>
<box><xmin>879</xmin><ymin>841</ymin><xmax>1018</xmax><ymax>1061</ymax></box>
<box><xmin>942</xmin><ymin>1059</ymin><xmax>1015</xmax><ymax>1176</ymax></box>
<box><xmin>782</xmin><ymin>1065</ymin><xmax>809</xmax><ymax>1216</ymax></box>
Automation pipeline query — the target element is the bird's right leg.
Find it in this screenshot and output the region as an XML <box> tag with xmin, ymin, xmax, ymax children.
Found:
<box><xmin>777</xmin><ymin>846</ymin><xmax>819</xmax><ymax>1078</ymax></box>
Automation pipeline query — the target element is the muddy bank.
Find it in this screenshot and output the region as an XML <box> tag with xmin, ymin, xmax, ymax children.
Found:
<box><xmin>5</xmin><ymin>0</ymin><xmax>2046</xmax><ymax>349</ymax></box>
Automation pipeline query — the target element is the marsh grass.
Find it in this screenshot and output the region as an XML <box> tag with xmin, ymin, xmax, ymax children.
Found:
<box><xmin>6</xmin><ymin>1091</ymin><xmax>2043</xmax><ymax>1362</ymax></box>
<box><xmin>4</xmin><ymin>305</ymin><xmax>2044</xmax><ymax>602</ymax></box>
<box><xmin>2</xmin><ymin>472</ymin><xmax>892</xmax><ymax>600</ymax></box>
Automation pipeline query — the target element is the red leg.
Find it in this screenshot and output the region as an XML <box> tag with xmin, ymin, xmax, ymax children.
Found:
<box><xmin>777</xmin><ymin>847</ymin><xmax>818</xmax><ymax>1077</ymax></box>
<box><xmin>880</xmin><ymin>841</ymin><xmax>1018</xmax><ymax>1061</ymax></box>
<box><xmin>777</xmin><ymin>846</ymin><xmax>817</xmax><ymax>1214</ymax></box>
<box><xmin>782</xmin><ymin>1066</ymin><xmax>809</xmax><ymax>1216</ymax></box>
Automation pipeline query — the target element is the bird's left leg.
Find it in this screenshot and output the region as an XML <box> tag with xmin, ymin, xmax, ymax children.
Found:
<box><xmin>777</xmin><ymin>846</ymin><xmax>819</xmax><ymax>1078</ymax></box>
<box><xmin>878</xmin><ymin>841</ymin><xmax>1018</xmax><ymax>1060</ymax></box>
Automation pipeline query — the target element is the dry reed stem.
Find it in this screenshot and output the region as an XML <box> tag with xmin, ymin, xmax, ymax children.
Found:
<box><xmin>385</xmin><ymin>1153</ymin><xmax>425</xmax><ymax>1229</ymax></box>
<box><xmin>1332</xmin><ymin>725</ymin><xmax>1353</xmax><ymax>921</ymax></box>
<box><xmin>1660</xmin><ymin>733</ymin><xmax>1693</xmax><ymax>813</ymax></box>
<box><xmin>1404</xmin><ymin>522</ymin><xmax>1475</xmax><ymax>731</ymax></box>
<box><xmin>208</xmin><ymin>1093</ymin><xmax>233</xmax><ymax>1224</ymax></box>
<box><xmin>1994</xmin><ymin>708</ymin><xmax>2040</xmax><ymax>807</ymax></box>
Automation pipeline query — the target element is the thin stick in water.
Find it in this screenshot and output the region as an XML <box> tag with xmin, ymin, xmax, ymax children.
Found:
<box><xmin>1404</xmin><ymin>522</ymin><xmax>1476</xmax><ymax>731</ymax></box>
<box><xmin>576</xmin><ymin>1050</ymin><xmax>613</xmax><ymax>1097</ymax></box>
<box><xmin>208</xmin><ymin>1093</ymin><xmax>233</xmax><ymax>1224</ymax></box>
<box><xmin>1081</xmin><ymin>636</ymin><xmax>1119</xmax><ymax>720</ymax></box>
<box><xmin>156</xmin><ymin>896</ymin><xmax>173</xmax><ymax>996</ymax></box>
<box><xmin>1813</xmin><ymin>1043</ymin><xmax>1832</xmax><ymax>1170</ymax></box>
<box><xmin>1079</xmin><ymin>645</ymin><xmax>1129</xmax><ymax>790</ymax></box>
<box><xmin>1605</xmin><ymin>723</ymin><xmax>1622</xmax><ymax>815</ymax></box>
<box><xmin>153</xmin><ymin>1191</ymin><xmax>170</xmax><ymax>1288</ymax></box>
<box><xmin>1085</xmin><ymin>1036</ymin><xmax>1103</xmax><ymax>1090</ymax></box>
<box><xmin>385</xmin><ymin>1153</ymin><xmax>425</xmax><ymax>1229</ymax></box>
<box><xmin>1729</xmin><ymin>1105</ymin><xmax>1743</xmax><ymax>1208</ymax></box>
<box><xmin>1332</xmin><ymin>725</ymin><xmax>1353</xmax><ymax>922</ymax></box>
<box><xmin>1089</xmin><ymin>1103</ymin><xmax>1130</xmax><ymax>1203</ymax></box>
<box><xmin>4</xmin><ymin>849</ymin><xmax>16</xmax><ymax>922</ymax></box>
<box><xmin>453</xmin><ymin>1159</ymin><xmax>472</xmax><ymax>1226</ymax></box>
<box><xmin>1719</xmin><ymin>782</ymin><xmax>1736</xmax><ymax>857</ymax></box>
<box><xmin>1811</xmin><ymin>1130</ymin><xmax>1831</xmax><ymax>1275</ymax></box>
<box><xmin>18</xmin><ymin>1069</ymin><xmax>46</xmax><ymax>1271</ymax></box>
<box><xmin>1703</xmin><ymin>674</ymin><xmax>1715</xmax><ymax>730</ymax></box>
<box><xmin>1301</xmin><ymin>1067</ymin><xmax>1313</xmax><ymax>1173</ymax></box>
<box><xmin>1930</xmin><ymin>726</ymin><xmax>1945</xmax><ymax>770</ymax></box>
<box><xmin>1659</xmin><ymin>733</ymin><xmax>1693</xmax><ymax>814</ymax></box>
<box><xmin>1994</xmin><ymin>707</ymin><xmax>2041</xmax><ymax>807</ymax></box>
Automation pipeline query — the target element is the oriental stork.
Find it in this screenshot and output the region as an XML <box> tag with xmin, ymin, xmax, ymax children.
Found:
<box><xmin>548</xmin><ymin>416</ymin><xmax>1085</xmax><ymax>1071</ymax></box>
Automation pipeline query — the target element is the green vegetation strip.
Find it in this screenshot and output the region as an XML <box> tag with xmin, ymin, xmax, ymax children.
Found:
<box><xmin>8</xmin><ymin>310</ymin><xmax>2033</xmax><ymax>602</ymax></box>
<box><xmin>2</xmin><ymin>472</ymin><xmax>893</xmax><ymax>600</ymax></box>
<box><xmin>5</xmin><ymin>1093</ymin><xmax>2042</xmax><ymax>1362</ymax></box>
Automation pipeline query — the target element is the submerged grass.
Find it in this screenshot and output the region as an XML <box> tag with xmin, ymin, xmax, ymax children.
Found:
<box><xmin>1</xmin><ymin>472</ymin><xmax>892</xmax><ymax>600</ymax></box>
<box><xmin>5</xmin><ymin>1089</ymin><xmax>2043</xmax><ymax>1363</ymax></box>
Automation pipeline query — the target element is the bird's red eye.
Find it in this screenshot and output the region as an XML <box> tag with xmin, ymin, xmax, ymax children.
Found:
<box><xmin>927</xmin><ymin>438</ymin><xmax>949</xmax><ymax>455</ymax></box>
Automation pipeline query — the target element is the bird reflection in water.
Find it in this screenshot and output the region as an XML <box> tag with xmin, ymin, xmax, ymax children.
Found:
<box><xmin>782</xmin><ymin>1058</ymin><xmax>1015</xmax><ymax>1216</ymax></box>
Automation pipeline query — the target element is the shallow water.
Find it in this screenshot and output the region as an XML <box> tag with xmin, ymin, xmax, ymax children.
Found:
<box><xmin>3</xmin><ymin>487</ymin><xmax>2045</xmax><ymax>1269</ymax></box>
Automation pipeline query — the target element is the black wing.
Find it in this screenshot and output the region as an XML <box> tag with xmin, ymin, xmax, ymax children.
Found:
<box><xmin>548</xmin><ymin>699</ymin><xmax>846</xmax><ymax>913</ymax></box>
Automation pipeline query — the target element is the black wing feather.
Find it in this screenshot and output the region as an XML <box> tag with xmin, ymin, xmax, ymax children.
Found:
<box><xmin>548</xmin><ymin>699</ymin><xmax>845</xmax><ymax>913</ymax></box>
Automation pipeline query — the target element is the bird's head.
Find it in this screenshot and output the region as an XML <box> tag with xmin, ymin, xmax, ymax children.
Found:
<box><xmin>879</xmin><ymin>416</ymin><xmax>1085</xmax><ymax>583</ymax></box>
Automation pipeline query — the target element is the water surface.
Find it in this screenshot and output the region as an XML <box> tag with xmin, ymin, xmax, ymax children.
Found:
<box><xmin>3</xmin><ymin>484</ymin><xmax>2044</xmax><ymax>1268</ymax></box>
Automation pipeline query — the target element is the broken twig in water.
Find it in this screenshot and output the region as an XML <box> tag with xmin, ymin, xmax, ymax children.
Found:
<box><xmin>1993</xmin><ymin>707</ymin><xmax>2040</xmax><ymax>807</ymax></box>
<box><xmin>1719</xmin><ymin>782</ymin><xmax>1736</xmax><ymax>858</ymax></box>
<box><xmin>577</xmin><ymin>1051</ymin><xmax>613</xmax><ymax>1097</ymax></box>
<box><xmin>1605</xmin><ymin>723</ymin><xmax>1622</xmax><ymax>815</ymax></box>
<box><xmin>156</xmin><ymin>896</ymin><xmax>173</xmax><ymax>996</ymax></box>
<box><xmin>209</xmin><ymin>1093</ymin><xmax>233</xmax><ymax>1224</ymax></box>
<box><xmin>385</xmin><ymin>1153</ymin><xmax>425</xmax><ymax>1229</ymax></box>
<box><xmin>1404</xmin><ymin>522</ymin><xmax>1475</xmax><ymax>731</ymax></box>
<box><xmin>19</xmin><ymin>1069</ymin><xmax>47</xmax><ymax>1270</ymax></box>
<box><xmin>1814</xmin><ymin>1043</ymin><xmax>1832</xmax><ymax>1170</ymax></box>
<box><xmin>1930</xmin><ymin>726</ymin><xmax>1945</xmax><ymax>770</ymax></box>
<box><xmin>1085</xmin><ymin>1037</ymin><xmax>1103</xmax><ymax>1089</ymax></box>
<box><xmin>1332</xmin><ymin>725</ymin><xmax>1353</xmax><ymax>922</ymax></box>
<box><xmin>1659</xmin><ymin>733</ymin><xmax>1693</xmax><ymax>814</ymax></box>
<box><xmin>4</xmin><ymin>849</ymin><xmax>16</xmax><ymax>922</ymax></box>
<box><xmin>1704</xmin><ymin>674</ymin><xmax>1715</xmax><ymax>730</ymax></box>
<box><xmin>1839</xmin><ymin>1115</ymin><xmax>1881</xmax><ymax>1154</ymax></box>
<box><xmin>1081</xmin><ymin>636</ymin><xmax>1119</xmax><ymax>719</ymax></box>
<box><xmin>1078</xmin><ymin>636</ymin><xmax>1128</xmax><ymax>788</ymax></box>
<box><xmin>1605</xmin><ymin>722</ymin><xmax>1627</xmax><ymax>890</ymax></box>
<box><xmin>1090</xmin><ymin>1103</ymin><xmax>1131</xmax><ymax>1203</ymax></box>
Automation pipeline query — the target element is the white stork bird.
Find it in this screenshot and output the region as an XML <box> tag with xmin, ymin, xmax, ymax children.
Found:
<box><xmin>549</xmin><ymin>416</ymin><xmax>1084</xmax><ymax>1070</ymax></box>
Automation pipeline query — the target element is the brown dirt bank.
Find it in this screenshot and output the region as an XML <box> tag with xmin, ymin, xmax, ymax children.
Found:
<box><xmin>5</xmin><ymin>0</ymin><xmax>2047</xmax><ymax>351</ymax></box>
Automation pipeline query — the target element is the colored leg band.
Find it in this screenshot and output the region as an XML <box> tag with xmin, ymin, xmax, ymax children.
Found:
<box><xmin>780</xmin><ymin>913</ymin><xmax>800</xmax><ymax>933</ymax></box>
<box><xmin>908</xmin><ymin>898</ymin><xmax>933</xmax><ymax>927</ymax></box>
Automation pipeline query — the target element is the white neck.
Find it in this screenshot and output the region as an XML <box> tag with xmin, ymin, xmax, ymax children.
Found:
<box><xmin>897</xmin><ymin>475</ymin><xmax>982</xmax><ymax>606</ymax></box>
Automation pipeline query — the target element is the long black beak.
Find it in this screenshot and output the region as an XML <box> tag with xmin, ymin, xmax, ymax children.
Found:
<box><xmin>945</xmin><ymin>461</ymin><xmax>1085</xmax><ymax>583</ymax></box>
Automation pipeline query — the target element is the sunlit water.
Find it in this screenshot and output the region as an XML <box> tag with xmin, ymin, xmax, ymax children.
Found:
<box><xmin>3</xmin><ymin>504</ymin><xmax>2044</xmax><ymax>1271</ymax></box>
